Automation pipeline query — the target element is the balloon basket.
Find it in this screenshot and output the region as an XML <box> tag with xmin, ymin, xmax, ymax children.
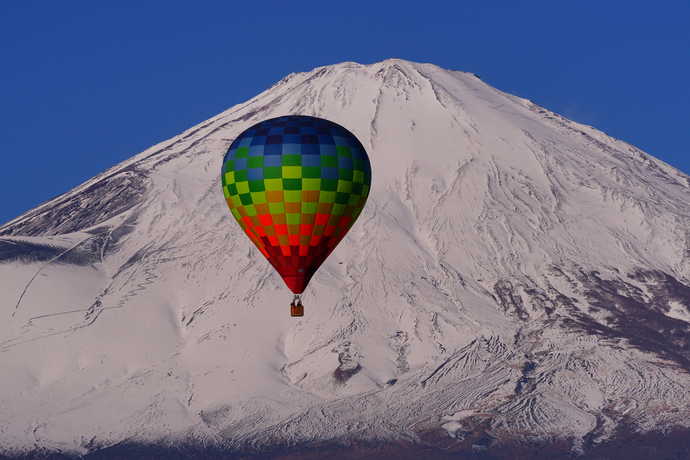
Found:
<box><xmin>290</xmin><ymin>303</ymin><xmax>304</xmax><ymax>317</ymax></box>
<box><xmin>290</xmin><ymin>295</ymin><xmax>304</xmax><ymax>317</ymax></box>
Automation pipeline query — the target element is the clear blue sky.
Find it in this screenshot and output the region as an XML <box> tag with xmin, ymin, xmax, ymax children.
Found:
<box><xmin>1</xmin><ymin>1</ymin><xmax>689</xmax><ymax>226</ymax></box>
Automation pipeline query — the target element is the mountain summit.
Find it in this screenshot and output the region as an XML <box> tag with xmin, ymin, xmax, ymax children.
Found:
<box><xmin>2</xmin><ymin>59</ymin><xmax>690</xmax><ymax>458</ymax></box>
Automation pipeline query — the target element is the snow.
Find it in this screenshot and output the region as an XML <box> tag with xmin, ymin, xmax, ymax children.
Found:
<box><xmin>2</xmin><ymin>59</ymin><xmax>690</xmax><ymax>456</ymax></box>
<box><xmin>666</xmin><ymin>300</ymin><xmax>690</xmax><ymax>322</ymax></box>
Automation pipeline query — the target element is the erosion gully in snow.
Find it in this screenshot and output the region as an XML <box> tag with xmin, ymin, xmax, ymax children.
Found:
<box><xmin>1</xmin><ymin>59</ymin><xmax>690</xmax><ymax>459</ymax></box>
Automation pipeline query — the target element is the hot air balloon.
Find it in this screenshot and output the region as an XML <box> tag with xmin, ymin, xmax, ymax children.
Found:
<box><xmin>221</xmin><ymin>115</ymin><xmax>372</xmax><ymax>316</ymax></box>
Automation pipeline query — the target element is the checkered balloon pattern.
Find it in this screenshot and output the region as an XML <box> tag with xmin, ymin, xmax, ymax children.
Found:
<box><xmin>221</xmin><ymin>116</ymin><xmax>372</xmax><ymax>294</ymax></box>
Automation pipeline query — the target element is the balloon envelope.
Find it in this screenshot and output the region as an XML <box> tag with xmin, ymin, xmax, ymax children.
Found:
<box><xmin>221</xmin><ymin>115</ymin><xmax>372</xmax><ymax>294</ymax></box>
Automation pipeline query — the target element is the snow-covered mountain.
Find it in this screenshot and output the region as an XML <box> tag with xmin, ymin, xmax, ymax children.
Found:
<box><xmin>2</xmin><ymin>59</ymin><xmax>690</xmax><ymax>458</ymax></box>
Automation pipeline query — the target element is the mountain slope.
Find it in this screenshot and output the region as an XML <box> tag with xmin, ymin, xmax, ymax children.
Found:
<box><xmin>2</xmin><ymin>59</ymin><xmax>690</xmax><ymax>458</ymax></box>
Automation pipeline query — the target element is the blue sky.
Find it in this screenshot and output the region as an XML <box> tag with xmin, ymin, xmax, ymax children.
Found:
<box><xmin>1</xmin><ymin>1</ymin><xmax>689</xmax><ymax>226</ymax></box>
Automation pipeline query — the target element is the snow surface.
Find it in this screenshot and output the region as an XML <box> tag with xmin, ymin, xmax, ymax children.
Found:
<box><xmin>2</xmin><ymin>59</ymin><xmax>690</xmax><ymax>456</ymax></box>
